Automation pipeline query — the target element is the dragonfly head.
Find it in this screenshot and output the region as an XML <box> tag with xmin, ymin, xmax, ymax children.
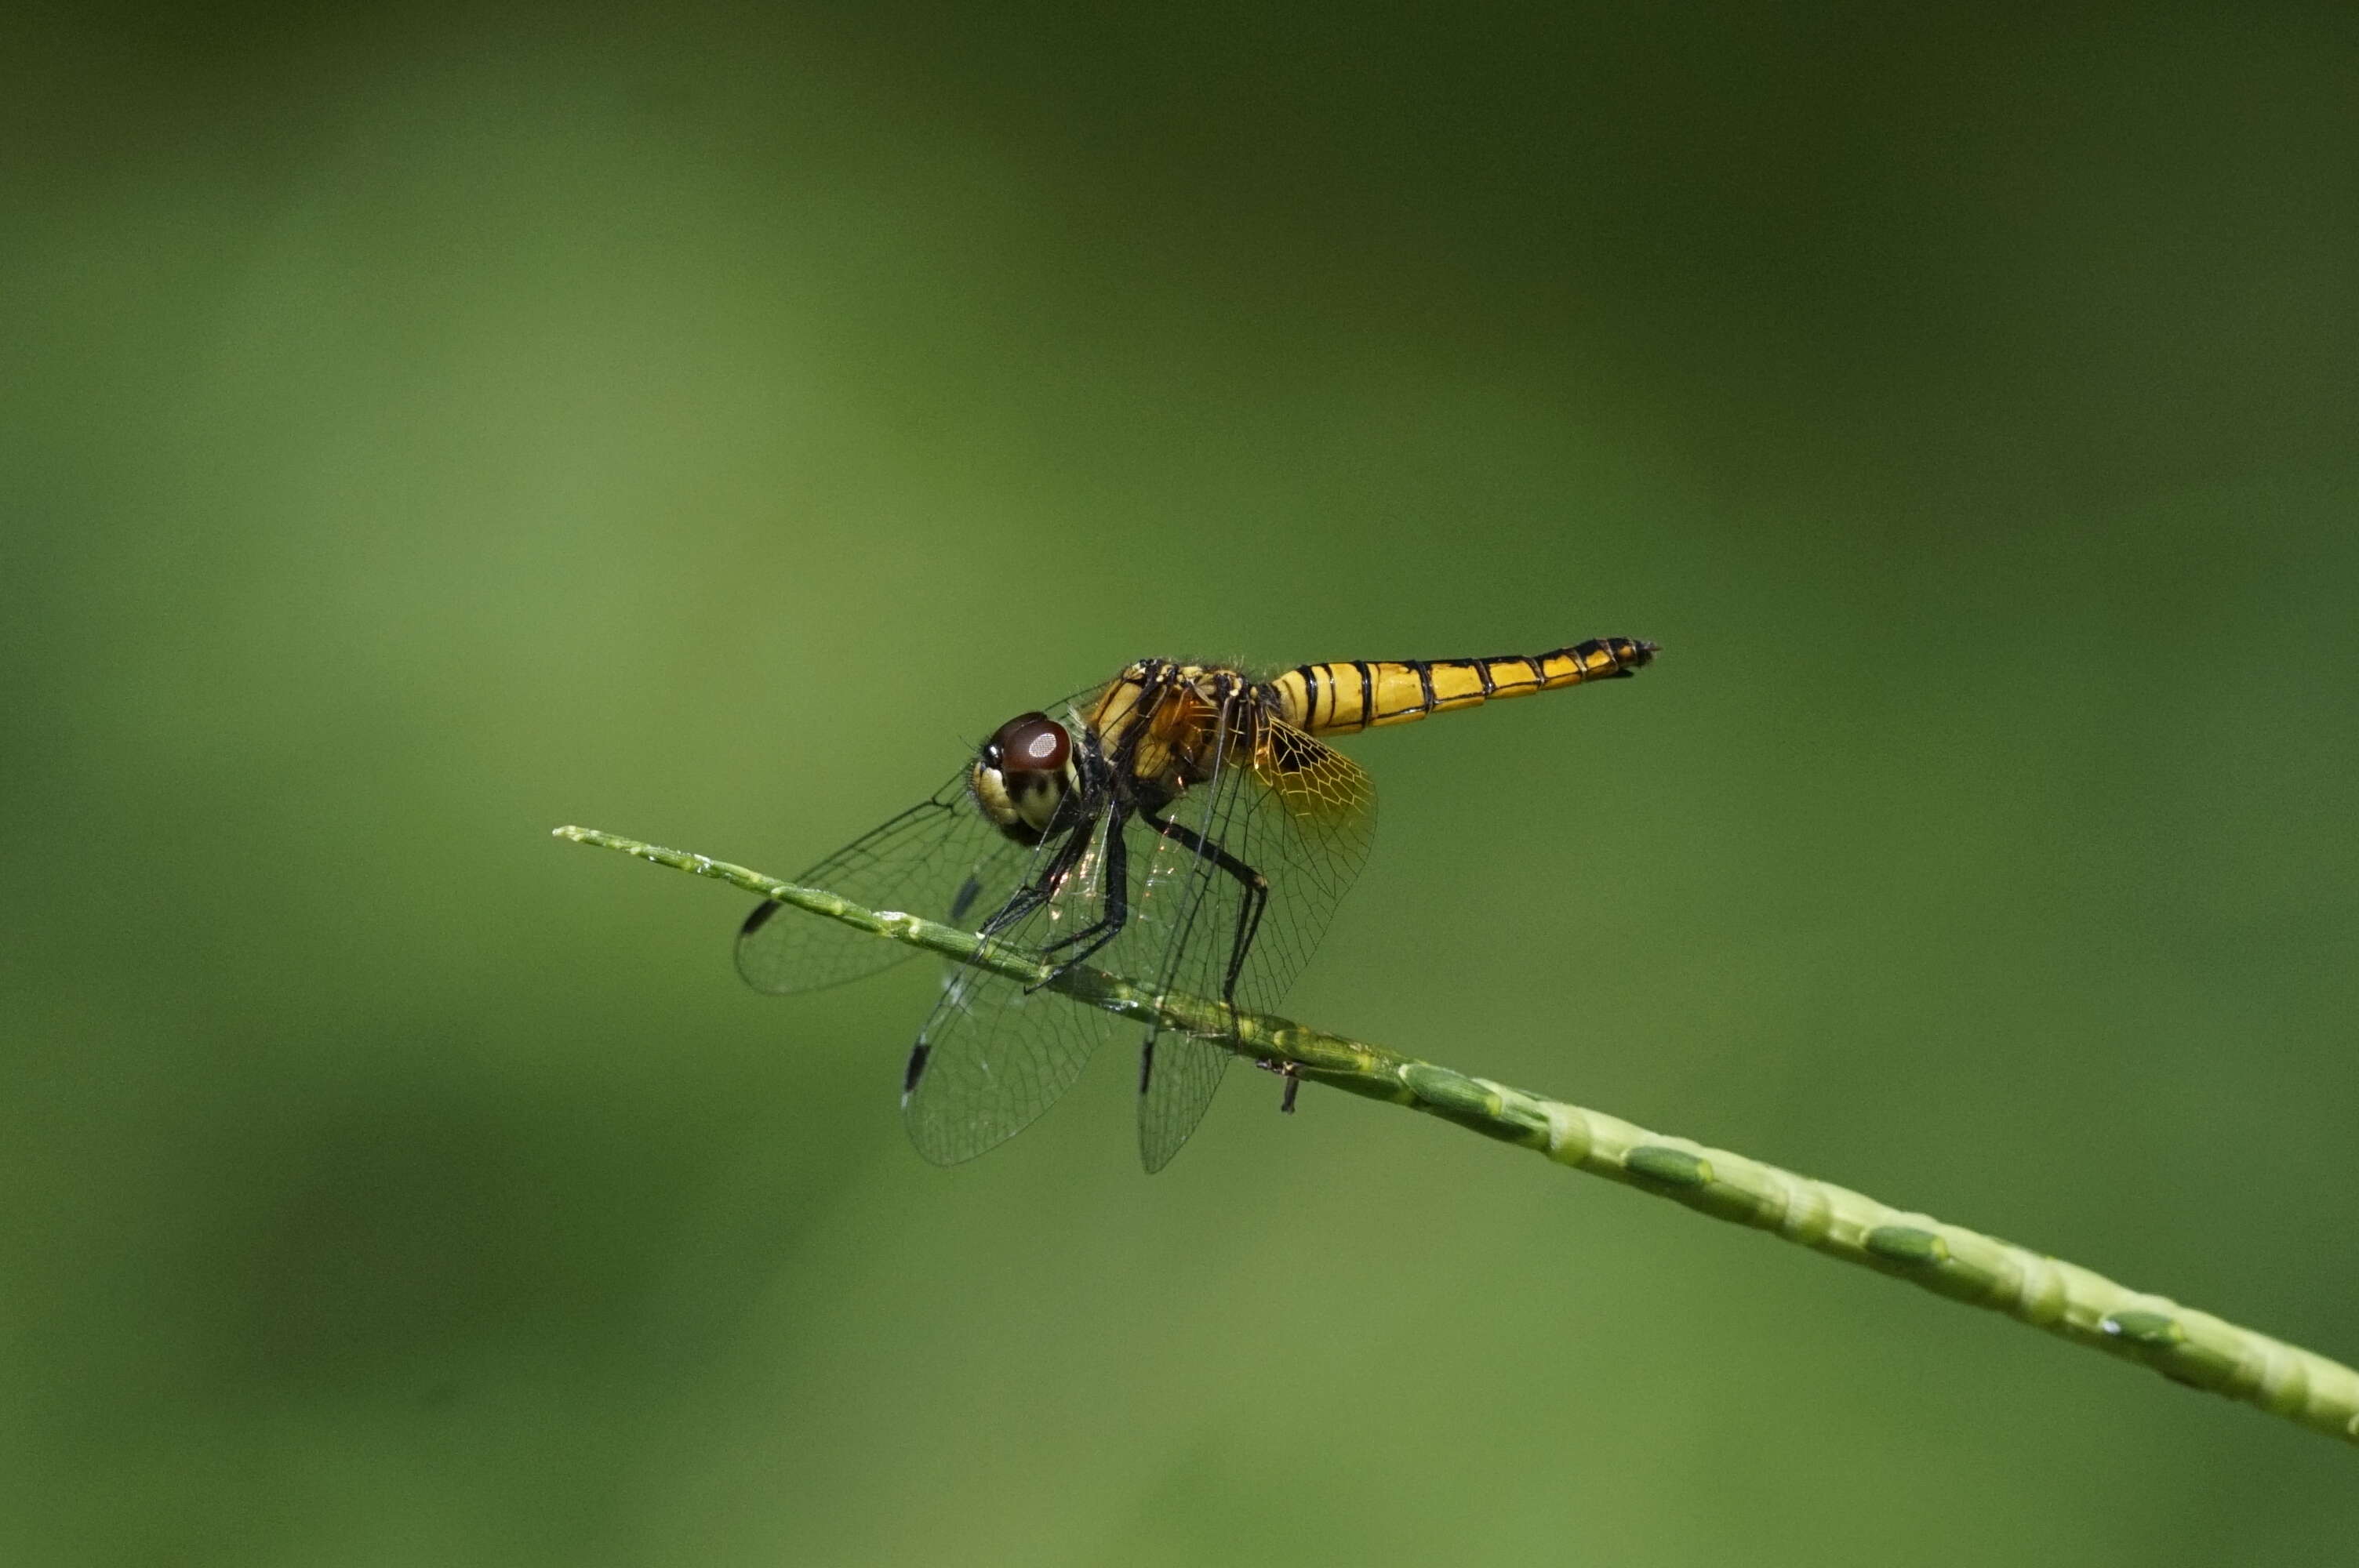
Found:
<box><xmin>972</xmin><ymin>711</ymin><xmax>1076</xmax><ymax>842</ymax></box>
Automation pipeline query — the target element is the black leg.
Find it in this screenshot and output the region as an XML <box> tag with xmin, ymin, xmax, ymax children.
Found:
<box><xmin>974</xmin><ymin>808</ymin><xmax>1098</xmax><ymax>943</ymax></box>
<box><xmin>976</xmin><ymin>877</ymin><xmax>1048</xmax><ymax>938</ymax></box>
<box><xmin>1252</xmin><ymin>1057</ymin><xmax>1301</xmax><ymax>1112</ymax></box>
<box><xmin>907</xmin><ymin>835</ymin><xmax>1085</xmax><ymax>1102</ymax></box>
<box><xmin>1140</xmin><ymin>806</ymin><xmax>1270</xmax><ymax>1005</ymax></box>
<box><xmin>1030</xmin><ymin>800</ymin><xmax>1133</xmax><ymax>982</ymax></box>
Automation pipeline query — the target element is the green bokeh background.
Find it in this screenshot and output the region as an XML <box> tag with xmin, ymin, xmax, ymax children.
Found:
<box><xmin>8</xmin><ymin>4</ymin><xmax>2358</xmax><ymax>1562</ymax></box>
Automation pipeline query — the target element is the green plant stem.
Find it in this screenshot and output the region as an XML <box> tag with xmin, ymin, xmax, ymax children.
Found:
<box><xmin>555</xmin><ymin>823</ymin><xmax>2359</xmax><ymax>1450</ymax></box>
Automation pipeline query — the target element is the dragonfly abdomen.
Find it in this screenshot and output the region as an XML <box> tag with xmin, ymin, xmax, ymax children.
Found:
<box><xmin>1269</xmin><ymin>638</ymin><xmax>1654</xmax><ymax>735</ymax></box>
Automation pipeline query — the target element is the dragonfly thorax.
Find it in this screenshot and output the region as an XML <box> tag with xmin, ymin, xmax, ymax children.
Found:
<box><xmin>1096</xmin><ymin>661</ymin><xmax>1270</xmax><ymax>808</ymax></box>
<box><xmin>971</xmin><ymin>711</ymin><xmax>1081</xmax><ymax>844</ymax></box>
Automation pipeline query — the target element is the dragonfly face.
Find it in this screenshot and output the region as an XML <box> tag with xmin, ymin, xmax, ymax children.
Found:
<box><xmin>970</xmin><ymin>711</ymin><xmax>1081</xmax><ymax>844</ymax></box>
<box><xmin>737</xmin><ymin>637</ymin><xmax>1654</xmax><ymax>1171</ymax></box>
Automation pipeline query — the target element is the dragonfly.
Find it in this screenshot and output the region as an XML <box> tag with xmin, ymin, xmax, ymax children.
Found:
<box><xmin>737</xmin><ymin>637</ymin><xmax>1656</xmax><ymax>1171</ymax></box>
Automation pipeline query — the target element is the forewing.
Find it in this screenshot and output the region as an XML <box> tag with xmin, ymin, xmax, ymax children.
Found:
<box><xmin>735</xmin><ymin>770</ymin><xmax>1036</xmax><ymax>994</ymax></box>
<box><xmin>900</xmin><ymin>805</ymin><xmax>1132</xmax><ymax>1164</ymax></box>
<box><xmin>1132</xmin><ymin>708</ymin><xmax>1377</xmax><ymax>1171</ymax></box>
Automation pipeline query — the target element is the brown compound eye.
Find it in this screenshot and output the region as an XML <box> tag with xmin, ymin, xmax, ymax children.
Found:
<box><xmin>988</xmin><ymin>713</ymin><xmax>1069</xmax><ymax>773</ymax></box>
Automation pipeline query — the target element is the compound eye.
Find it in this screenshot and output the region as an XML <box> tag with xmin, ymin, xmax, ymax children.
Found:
<box><xmin>988</xmin><ymin>712</ymin><xmax>1069</xmax><ymax>773</ymax></box>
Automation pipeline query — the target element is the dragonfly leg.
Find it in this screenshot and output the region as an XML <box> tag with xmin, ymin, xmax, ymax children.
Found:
<box><xmin>1253</xmin><ymin>1057</ymin><xmax>1301</xmax><ymax>1113</ymax></box>
<box><xmin>1029</xmin><ymin>800</ymin><xmax>1133</xmax><ymax>987</ymax></box>
<box><xmin>967</xmin><ymin>826</ymin><xmax>1084</xmax><ymax>972</ymax></box>
<box><xmin>975</xmin><ymin>877</ymin><xmax>1049</xmax><ymax>938</ymax></box>
<box><xmin>907</xmin><ymin>817</ymin><xmax>1110</xmax><ymax>1101</ymax></box>
<box><xmin>1139</xmin><ymin>808</ymin><xmax>1270</xmax><ymax>1007</ymax></box>
<box><xmin>985</xmin><ymin>796</ymin><xmax>1108</xmax><ymax>944</ymax></box>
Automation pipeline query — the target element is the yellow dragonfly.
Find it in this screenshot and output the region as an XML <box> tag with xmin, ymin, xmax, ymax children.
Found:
<box><xmin>738</xmin><ymin>638</ymin><xmax>1656</xmax><ymax>1170</ymax></box>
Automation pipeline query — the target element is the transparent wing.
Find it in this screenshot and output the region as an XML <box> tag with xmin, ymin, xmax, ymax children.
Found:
<box><xmin>900</xmin><ymin>803</ymin><xmax>1136</xmax><ymax>1164</ymax></box>
<box><xmin>1132</xmin><ymin>706</ymin><xmax>1377</xmax><ymax>1171</ymax></box>
<box><xmin>734</xmin><ymin>770</ymin><xmax>1040</xmax><ymax>995</ymax></box>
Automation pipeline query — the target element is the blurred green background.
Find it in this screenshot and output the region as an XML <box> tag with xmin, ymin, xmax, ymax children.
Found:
<box><xmin>7</xmin><ymin>2</ymin><xmax>2358</xmax><ymax>1562</ymax></box>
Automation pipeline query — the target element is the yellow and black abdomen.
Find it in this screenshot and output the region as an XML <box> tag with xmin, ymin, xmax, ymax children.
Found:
<box><xmin>1267</xmin><ymin>637</ymin><xmax>1655</xmax><ymax>735</ymax></box>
